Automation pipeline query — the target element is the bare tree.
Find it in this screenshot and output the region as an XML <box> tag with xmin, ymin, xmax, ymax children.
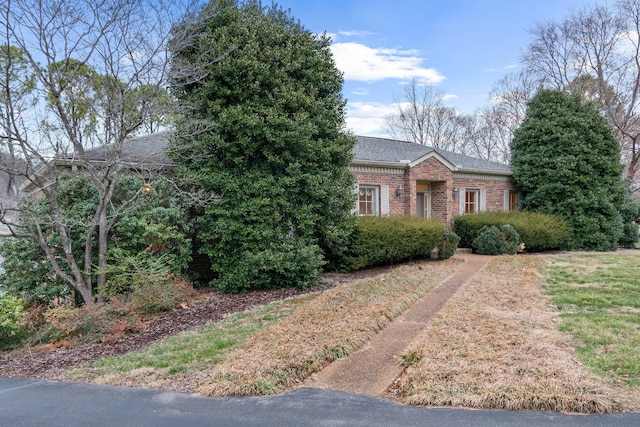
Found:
<box><xmin>523</xmin><ymin>0</ymin><xmax>640</xmax><ymax>183</ymax></box>
<box><xmin>386</xmin><ymin>79</ymin><xmax>469</xmax><ymax>153</ymax></box>
<box><xmin>465</xmin><ymin>70</ymin><xmax>539</xmax><ymax>163</ymax></box>
<box><xmin>0</xmin><ymin>0</ymin><xmax>193</xmax><ymax>304</ymax></box>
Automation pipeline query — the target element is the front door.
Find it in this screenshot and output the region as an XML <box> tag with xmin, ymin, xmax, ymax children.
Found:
<box><xmin>416</xmin><ymin>182</ymin><xmax>431</xmax><ymax>218</ymax></box>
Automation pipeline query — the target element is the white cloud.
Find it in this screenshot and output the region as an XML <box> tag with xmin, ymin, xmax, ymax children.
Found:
<box><xmin>338</xmin><ymin>29</ymin><xmax>375</xmax><ymax>38</ymax></box>
<box><xmin>350</xmin><ymin>88</ymin><xmax>369</xmax><ymax>96</ymax></box>
<box><xmin>616</xmin><ymin>30</ymin><xmax>639</xmax><ymax>56</ymax></box>
<box><xmin>345</xmin><ymin>101</ymin><xmax>398</xmax><ymax>137</ymax></box>
<box><xmin>442</xmin><ymin>94</ymin><xmax>459</xmax><ymax>101</ymax></box>
<box><xmin>330</xmin><ymin>42</ymin><xmax>445</xmax><ymax>84</ymax></box>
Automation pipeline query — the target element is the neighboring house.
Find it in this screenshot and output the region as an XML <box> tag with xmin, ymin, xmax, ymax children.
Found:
<box><xmin>21</xmin><ymin>132</ymin><xmax>519</xmax><ymax>229</ymax></box>
<box><xmin>19</xmin><ymin>132</ymin><xmax>175</xmax><ymax>194</ymax></box>
<box><xmin>0</xmin><ymin>155</ymin><xmax>27</xmax><ymax>235</ymax></box>
<box><xmin>352</xmin><ymin>136</ymin><xmax>518</xmax><ymax>227</ymax></box>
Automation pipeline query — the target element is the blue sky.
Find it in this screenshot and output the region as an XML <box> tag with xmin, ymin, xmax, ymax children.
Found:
<box><xmin>275</xmin><ymin>0</ymin><xmax>605</xmax><ymax>137</ymax></box>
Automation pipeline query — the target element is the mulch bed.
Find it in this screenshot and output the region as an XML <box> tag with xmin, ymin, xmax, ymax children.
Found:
<box><xmin>0</xmin><ymin>266</ymin><xmax>393</xmax><ymax>380</ymax></box>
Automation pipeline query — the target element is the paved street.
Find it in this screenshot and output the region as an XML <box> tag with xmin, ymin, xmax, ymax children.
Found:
<box><xmin>1</xmin><ymin>377</ymin><xmax>640</xmax><ymax>426</ymax></box>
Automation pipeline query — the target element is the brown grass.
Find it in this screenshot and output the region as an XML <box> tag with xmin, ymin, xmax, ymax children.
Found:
<box><xmin>197</xmin><ymin>258</ymin><xmax>462</xmax><ymax>397</ymax></box>
<box><xmin>394</xmin><ymin>255</ymin><xmax>632</xmax><ymax>414</ymax></box>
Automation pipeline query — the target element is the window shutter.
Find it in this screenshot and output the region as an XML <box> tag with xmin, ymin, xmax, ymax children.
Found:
<box><xmin>458</xmin><ymin>187</ymin><xmax>466</xmax><ymax>215</ymax></box>
<box><xmin>479</xmin><ymin>189</ymin><xmax>487</xmax><ymax>212</ymax></box>
<box><xmin>352</xmin><ymin>184</ymin><xmax>359</xmax><ymax>214</ymax></box>
<box><xmin>380</xmin><ymin>185</ymin><xmax>390</xmax><ymax>215</ymax></box>
<box><xmin>503</xmin><ymin>190</ymin><xmax>510</xmax><ymax>211</ymax></box>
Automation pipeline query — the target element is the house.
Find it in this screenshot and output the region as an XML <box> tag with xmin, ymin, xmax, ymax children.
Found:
<box><xmin>352</xmin><ymin>136</ymin><xmax>518</xmax><ymax>227</ymax></box>
<box><xmin>20</xmin><ymin>132</ymin><xmax>518</xmax><ymax>229</ymax></box>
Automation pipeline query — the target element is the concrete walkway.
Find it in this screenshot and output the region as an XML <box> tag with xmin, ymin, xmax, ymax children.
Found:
<box><xmin>306</xmin><ymin>252</ymin><xmax>490</xmax><ymax>396</ymax></box>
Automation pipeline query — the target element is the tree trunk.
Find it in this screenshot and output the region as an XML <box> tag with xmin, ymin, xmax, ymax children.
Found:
<box><xmin>96</xmin><ymin>207</ymin><xmax>108</xmax><ymax>303</ymax></box>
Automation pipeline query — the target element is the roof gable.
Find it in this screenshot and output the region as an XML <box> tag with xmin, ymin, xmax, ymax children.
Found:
<box><xmin>353</xmin><ymin>136</ymin><xmax>511</xmax><ymax>175</ymax></box>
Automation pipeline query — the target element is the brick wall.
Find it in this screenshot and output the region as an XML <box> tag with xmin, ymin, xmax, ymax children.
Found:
<box><xmin>452</xmin><ymin>176</ymin><xmax>517</xmax><ymax>214</ymax></box>
<box><xmin>352</xmin><ymin>159</ymin><xmax>517</xmax><ymax>229</ymax></box>
<box><xmin>352</xmin><ymin>170</ymin><xmax>409</xmax><ymax>215</ymax></box>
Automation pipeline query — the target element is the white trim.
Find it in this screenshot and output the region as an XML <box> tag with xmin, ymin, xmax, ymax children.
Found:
<box><xmin>380</xmin><ymin>185</ymin><xmax>390</xmax><ymax>215</ymax></box>
<box><xmin>350</xmin><ymin>164</ymin><xmax>406</xmax><ymax>175</ymax></box>
<box><xmin>453</xmin><ymin>172</ymin><xmax>512</xmax><ymax>181</ymax></box>
<box><xmin>409</xmin><ymin>151</ymin><xmax>457</xmax><ymax>170</ymax></box>
<box><xmin>479</xmin><ymin>189</ymin><xmax>487</xmax><ymax>212</ymax></box>
<box><xmin>352</xmin><ymin>183</ymin><xmax>360</xmax><ymax>214</ymax></box>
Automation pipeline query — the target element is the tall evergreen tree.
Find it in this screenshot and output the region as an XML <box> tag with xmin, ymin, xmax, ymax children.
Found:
<box><xmin>511</xmin><ymin>89</ymin><xmax>629</xmax><ymax>251</ymax></box>
<box><xmin>168</xmin><ymin>0</ymin><xmax>356</xmax><ymax>292</ymax></box>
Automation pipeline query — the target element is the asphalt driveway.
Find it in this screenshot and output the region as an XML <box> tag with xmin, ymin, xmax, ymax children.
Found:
<box><xmin>1</xmin><ymin>377</ymin><xmax>639</xmax><ymax>426</ymax></box>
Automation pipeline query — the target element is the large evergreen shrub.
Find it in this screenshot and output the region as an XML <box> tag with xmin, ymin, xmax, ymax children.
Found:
<box><xmin>511</xmin><ymin>90</ymin><xmax>628</xmax><ymax>251</ymax></box>
<box><xmin>168</xmin><ymin>0</ymin><xmax>356</xmax><ymax>292</ymax></box>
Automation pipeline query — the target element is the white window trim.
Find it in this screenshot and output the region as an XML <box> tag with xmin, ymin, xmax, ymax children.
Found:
<box><xmin>355</xmin><ymin>184</ymin><xmax>389</xmax><ymax>216</ymax></box>
<box><xmin>357</xmin><ymin>185</ymin><xmax>379</xmax><ymax>216</ymax></box>
<box><xmin>459</xmin><ymin>188</ymin><xmax>486</xmax><ymax>214</ymax></box>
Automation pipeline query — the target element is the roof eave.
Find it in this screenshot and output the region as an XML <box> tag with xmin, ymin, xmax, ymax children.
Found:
<box><xmin>455</xmin><ymin>166</ymin><xmax>513</xmax><ymax>176</ymax></box>
<box><xmin>351</xmin><ymin>159</ymin><xmax>410</xmax><ymax>169</ymax></box>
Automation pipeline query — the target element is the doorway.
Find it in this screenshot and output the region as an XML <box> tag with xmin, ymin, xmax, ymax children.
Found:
<box><xmin>416</xmin><ymin>182</ymin><xmax>431</xmax><ymax>218</ymax></box>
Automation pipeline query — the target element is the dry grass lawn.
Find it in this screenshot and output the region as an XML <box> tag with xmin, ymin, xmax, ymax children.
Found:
<box><xmin>393</xmin><ymin>255</ymin><xmax>638</xmax><ymax>413</ymax></box>
<box><xmin>197</xmin><ymin>258</ymin><xmax>462</xmax><ymax>397</ymax></box>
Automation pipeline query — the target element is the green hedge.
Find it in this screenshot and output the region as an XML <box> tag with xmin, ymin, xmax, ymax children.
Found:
<box><xmin>454</xmin><ymin>211</ymin><xmax>570</xmax><ymax>252</ymax></box>
<box><xmin>339</xmin><ymin>216</ymin><xmax>446</xmax><ymax>272</ymax></box>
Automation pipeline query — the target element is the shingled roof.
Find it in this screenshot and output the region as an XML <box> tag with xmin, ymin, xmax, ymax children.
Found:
<box><xmin>353</xmin><ymin>136</ymin><xmax>512</xmax><ymax>175</ymax></box>
<box><xmin>83</xmin><ymin>132</ymin><xmax>511</xmax><ymax>175</ymax></box>
<box><xmin>83</xmin><ymin>131</ymin><xmax>173</xmax><ymax>165</ymax></box>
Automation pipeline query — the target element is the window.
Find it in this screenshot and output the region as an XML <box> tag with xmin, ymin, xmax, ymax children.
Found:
<box><xmin>465</xmin><ymin>189</ymin><xmax>478</xmax><ymax>214</ymax></box>
<box><xmin>358</xmin><ymin>186</ymin><xmax>378</xmax><ymax>215</ymax></box>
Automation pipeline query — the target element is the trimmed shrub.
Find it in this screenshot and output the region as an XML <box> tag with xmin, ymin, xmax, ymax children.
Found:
<box><xmin>339</xmin><ymin>216</ymin><xmax>446</xmax><ymax>272</ymax></box>
<box><xmin>472</xmin><ymin>225</ymin><xmax>520</xmax><ymax>255</ymax></box>
<box><xmin>455</xmin><ymin>211</ymin><xmax>569</xmax><ymax>251</ymax></box>
<box><xmin>437</xmin><ymin>231</ymin><xmax>460</xmax><ymax>260</ymax></box>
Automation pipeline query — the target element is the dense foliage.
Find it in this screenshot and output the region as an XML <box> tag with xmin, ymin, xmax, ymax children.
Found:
<box><xmin>338</xmin><ymin>216</ymin><xmax>445</xmax><ymax>272</ymax></box>
<box><xmin>168</xmin><ymin>0</ymin><xmax>356</xmax><ymax>292</ymax></box>
<box><xmin>472</xmin><ymin>225</ymin><xmax>520</xmax><ymax>255</ymax></box>
<box><xmin>0</xmin><ymin>173</ymin><xmax>191</xmax><ymax>305</ymax></box>
<box><xmin>454</xmin><ymin>211</ymin><xmax>570</xmax><ymax>251</ymax></box>
<box><xmin>511</xmin><ymin>90</ymin><xmax>632</xmax><ymax>251</ymax></box>
<box><xmin>0</xmin><ymin>295</ymin><xmax>25</xmax><ymax>349</ymax></box>
<box><xmin>437</xmin><ymin>231</ymin><xmax>461</xmax><ymax>260</ymax></box>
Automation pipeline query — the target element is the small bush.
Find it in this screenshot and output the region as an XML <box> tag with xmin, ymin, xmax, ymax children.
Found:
<box><xmin>437</xmin><ymin>231</ymin><xmax>460</xmax><ymax>260</ymax></box>
<box><xmin>472</xmin><ymin>225</ymin><xmax>520</xmax><ymax>255</ymax></box>
<box><xmin>36</xmin><ymin>300</ymin><xmax>144</xmax><ymax>345</ymax></box>
<box><xmin>0</xmin><ymin>295</ymin><xmax>25</xmax><ymax>348</ymax></box>
<box><xmin>455</xmin><ymin>211</ymin><xmax>569</xmax><ymax>251</ymax></box>
<box><xmin>130</xmin><ymin>274</ymin><xmax>196</xmax><ymax>315</ymax></box>
<box><xmin>339</xmin><ymin>216</ymin><xmax>446</xmax><ymax>272</ymax></box>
